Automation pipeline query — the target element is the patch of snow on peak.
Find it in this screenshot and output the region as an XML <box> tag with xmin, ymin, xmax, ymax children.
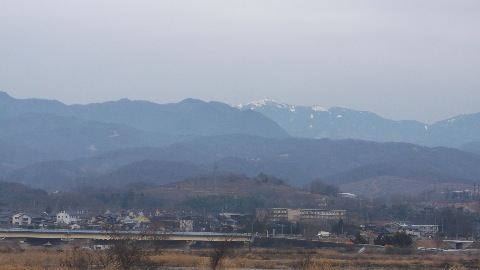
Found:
<box><xmin>447</xmin><ymin>118</ymin><xmax>456</xmax><ymax>123</ymax></box>
<box><xmin>311</xmin><ymin>105</ymin><xmax>328</xmax><ymax>112</ymax></box>
<box><xmin>237</xmin><ymin>99</ymin><xmax>289</xmax><ymax>109</ymax></box>
<box><xmin>310</xmin><ymin>114</ymin><xmax>314</xmax><ymax>119</ymax></box>
<box><xmin>289</xmin><ymin>106</ymin><xmax>296</xmax><ymax>113</ymax></box>
<box><xmin>336</xmin><ymin>115</ymin><xmax>343</xmax><ymax>118</ymax></box>
<box><xmin>425</xmin><ymin>125</ymin><xmax>428</xmax><ymax>130</ymax></box>
<box><xmin>250</xmin><ymin>99</ymin><xmax>268</xmax><ymax>107</ymax></box>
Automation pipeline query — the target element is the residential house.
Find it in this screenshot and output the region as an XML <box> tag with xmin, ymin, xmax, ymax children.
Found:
<box><xmin>12</xmin><ymin>213</ymin><xmax>31</xmax><ymax>226</ymax></box>
<box><xmin>12</xmin><ymin>213</ymin><xmax>42</xmax><ymax>227</ymax></box>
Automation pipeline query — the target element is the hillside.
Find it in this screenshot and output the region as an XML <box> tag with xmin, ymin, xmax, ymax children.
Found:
<box><xmin>0</xmin><ymin>174</ymin><xmax>326</xmax><ymax>213</ymax></box>
<box><xmin>77</xmin><ymin>160</ymin><xmax>207</xmax><ymax>188</ymax></box>
<box><xmin>0</xmin><ymin>139</ymin><xmax>52</xmax><ymax>176</ymax></box>
<box><xmin>322</xmin><ymin>163</ymin><xmax>472</xmax><ymax>186</ymax></box>
<box><xmin>4</xmin><ymin>160</ymin><xmax>83</xmax><ymax>191</ymax></box>
<box><xmin>0</xmin><ymin>113</ymin><xmax>188</xmax><ymax>161</ymax></box>
<box><xmin>339</xmin><ymin>176</ymin><xmax>473</xmax><ymax>199</ymax></box>
<box><xmin>6</xmin><ymin>135</ymin><xmax>480</xmax><ymax>198</ymax></box>
<box><xmin>459</xmin><ymin>141</ymin><xmax>480</xmax><ymax>156</ymax></box>
<box><xmin>156</xmin><ymin>135</ymin><xmax>480</xmax><ymax>187</ymax></box>
<box><xmin>141</xmin><ymin>174</ymin><xmax>325</xmax><ymax>209</ymax></box>
<box><xmin>0</xmin><ymin>182</ymin><xmax>49</xmax><ymax>211</ymax></box>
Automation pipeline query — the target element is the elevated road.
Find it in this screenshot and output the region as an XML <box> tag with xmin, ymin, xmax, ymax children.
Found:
<box><xmin>0</xmin><ymin>229</ymin><xmax>252</xmax><ymax>242</ymax></box>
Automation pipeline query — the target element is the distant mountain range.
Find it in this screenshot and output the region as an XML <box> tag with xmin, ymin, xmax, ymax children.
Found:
<box><xmin>0</xmin><ymin>92</ymin><xmax>288</xmax><ymax>137</ymax></box>
<box><xmin>237</xmin><ymin>99</ymin><xmax>480</xmax><ymax>148</ymax></box>
<box><xmin>0</xmin><ymin>92</ymin><xmax>288</xmax><ymax>169</ymax></box>
<box><xmin>5</xmin><ymin>135</ymin><xmax>480</xmax><ymax>195</ymax></box>
<box><xmin>2</xmin><ymin>92</ymin><xmax>480</xmax><ymax>197</ymax></box>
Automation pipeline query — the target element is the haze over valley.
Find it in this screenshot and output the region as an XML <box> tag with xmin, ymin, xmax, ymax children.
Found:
<box><xmin>1</xmin><ymin>92</ymin><xmax>479</xmax><ymax>199</ymax></box>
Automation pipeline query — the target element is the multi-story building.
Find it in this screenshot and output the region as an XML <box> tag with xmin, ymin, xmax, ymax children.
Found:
<box><xmin>297</xmin><ymin>209</ymin><xmax>346</xmax><ymax>220</ymax></box>
<box><xmin>256</xmin><ymin>208</ymin><xmax>288</xmax><ymax>223</ymax></box>
<box><xmin>257</xmin><ymin>208</ymin><xmax>346</xmax><ymax>223</ymax></box>
<box><xmin>12</xmin><ymin>213</ymin><xmax>32</xmax><ymax>226</ymax></box>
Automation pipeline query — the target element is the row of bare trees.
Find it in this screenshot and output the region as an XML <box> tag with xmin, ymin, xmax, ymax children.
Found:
<box><xmin>63</xmin><ymin>223</ymin><xmax>234</xmax><ymax>270</ymax></box>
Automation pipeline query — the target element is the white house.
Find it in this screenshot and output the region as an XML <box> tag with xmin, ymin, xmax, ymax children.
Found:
<box><xmin>56</xmin><ymin>211</ymin><xmax>78</xmax><ymax>225</ymax></box>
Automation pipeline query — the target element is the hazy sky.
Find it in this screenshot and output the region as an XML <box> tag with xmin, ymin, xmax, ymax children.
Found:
<box><xmin>1</xmin><ymin>1</ymin><xmax>479</xmax><ymax>123</ymax></box>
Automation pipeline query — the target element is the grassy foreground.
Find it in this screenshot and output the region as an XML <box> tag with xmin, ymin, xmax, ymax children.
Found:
<box><xmin>0</xmin><ymin>245</ymin><xmax>479</xmax><ymax>269</ymax></box>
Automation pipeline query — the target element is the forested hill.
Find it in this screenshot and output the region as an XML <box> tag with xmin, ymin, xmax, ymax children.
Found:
<box><xmin>5</xmin><ymin>135</ymin><xmax>480</xmax><ymax>194</ymax></box>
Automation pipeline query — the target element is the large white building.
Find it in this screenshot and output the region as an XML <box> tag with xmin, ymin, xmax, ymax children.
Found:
<box><xmin>56</xmin><ymin>211</ymin><xmax>78</xmax><ymax>225</ymax></box>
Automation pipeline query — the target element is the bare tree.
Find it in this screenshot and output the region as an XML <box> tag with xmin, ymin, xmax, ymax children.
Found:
<box><xmin>147</xmin><ymin>222</ymin><xmax>169</xmax><ymax>252</ymax></box>
<box><xmin>63</xmin><ymin>245</ymin><xmax>113</xmax><ymax>269</ymax></box>
<box><xmin>209</xmin><ymin>236</ymin><xmax>234</xmax><ymax>270</ymax></box>
<box><xmin>62</xmin><ymin>245</ymin><xmax>91</xmax><ymax>269</ymax></box>
<box><xmin>105</xmin><ymin>225</ymin><xmax>149</xmax><ymax>270</ymax></box>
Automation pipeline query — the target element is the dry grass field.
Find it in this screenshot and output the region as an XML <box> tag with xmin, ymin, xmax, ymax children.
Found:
<box><xmin>0</xmin><ymin>244</ymin><xmax>479</xmax><ymax>270</ymax></box>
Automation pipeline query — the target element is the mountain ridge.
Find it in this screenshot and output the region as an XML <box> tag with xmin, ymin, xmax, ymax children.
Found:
<box><xmin>237</xmin><ymin>98</ymin><xmax>479</xmax><ymax>147</ymax></box>
<box><xmin>0</xmin><ymin>92</ymin><xmax>290</xmax><ymax>139</ymax></box>
<box><xmin>6</xmin><ymin>135</ymin><xmax>480</xmax><ymax>195</ymax></box>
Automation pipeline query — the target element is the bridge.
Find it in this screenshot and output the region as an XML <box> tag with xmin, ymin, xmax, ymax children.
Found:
<box><xmin>0</xmin><ymin>229</ymin><xmax>252</xmax><ymax>242</ymax></box>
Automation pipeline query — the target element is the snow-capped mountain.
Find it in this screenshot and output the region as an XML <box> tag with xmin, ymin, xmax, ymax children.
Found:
<box><xmin>236</xmin><ymin>99</ymin><xmax>479</xmax><ymax>147</ymax></box>
<box><xmin>237</xmin><ymin>99</ymin><xmax>426</xmax><ymax>142</ymax></box>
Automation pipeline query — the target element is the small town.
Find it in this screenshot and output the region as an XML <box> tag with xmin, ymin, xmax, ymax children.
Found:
<box><xmin>2</xmin><ymin>193</ymin><xmax>479</xmax><ymax>246</ymax></box>
<box><xmin>0</xmin><ymin>194</ymin><xmax>479</xmax><ymax>269</ymax></box>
